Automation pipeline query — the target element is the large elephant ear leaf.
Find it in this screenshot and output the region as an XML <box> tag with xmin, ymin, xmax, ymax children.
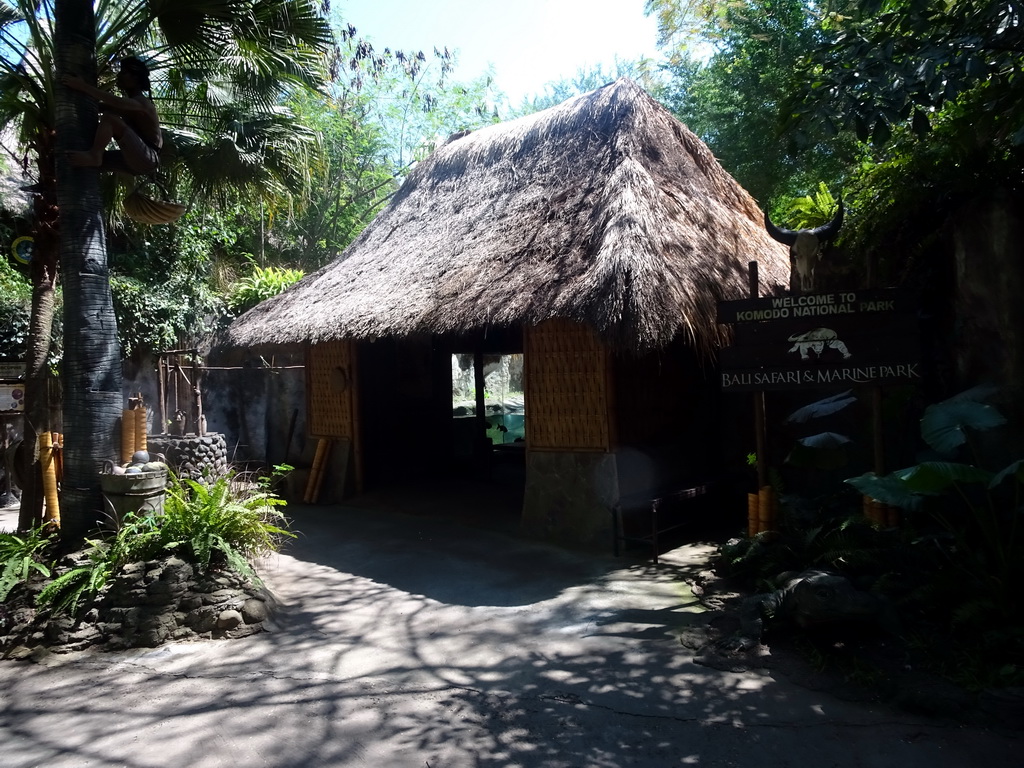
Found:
<box><xmin>897</xmin><ymin>461</ymin><xmax>993</xmax><ymax>494</ymax></box>
<box><xmin>785</xmin><ymin>390</ymin><xmax>856</xmax><ymax>424</ymax></box>
<box><xmin>989</xmin><ymin>459</ymin><xmax>1024</xmax><ymax>490</ymax></box>
<box><xmin>846</xmin><ymin>471</ymin><xmax>920</xmax><ymax>510</ymax></box>
<box><xmin>796</xmin><ymin>431</ymin><xmax>852</xmax><ymax>449</ymax></box>
<box><xmin>920</xmin><ymin>386</ymin><xmax>1006</xmax><ymax>454</ymax></box>
<box><xmin>786</xmin><ymin>431</ymin><xmax>853</xmax><ymax>469</ymax></box>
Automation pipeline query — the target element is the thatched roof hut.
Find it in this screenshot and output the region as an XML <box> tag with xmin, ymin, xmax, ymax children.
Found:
<box><xmin>229</xmin><ymin>78</ymin><xmax>788</xmax><ymax>354</ymax></box>
<box><xmin>228</xmin><ymin>79</ymin><xmax>792</xmax><ymax>552</ymax></box>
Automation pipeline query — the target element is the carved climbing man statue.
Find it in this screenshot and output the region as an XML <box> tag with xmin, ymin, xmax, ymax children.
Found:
<box><xmin>61</xmin><ymin>56</ymin><xmax>162</xmax><ymax>174</ymax></box>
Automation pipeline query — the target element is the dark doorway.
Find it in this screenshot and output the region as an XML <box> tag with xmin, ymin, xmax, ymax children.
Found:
<box><xmin>353</xmin><ymin>331</ymin><xmax>526</xmax><ymax>532</ymax></box>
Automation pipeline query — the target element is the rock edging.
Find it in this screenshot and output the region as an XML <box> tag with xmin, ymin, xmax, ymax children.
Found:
<box><xmin>0</xmin><ymin>554</ymin><xmax>274</xmax><ymax>659</ymax></box>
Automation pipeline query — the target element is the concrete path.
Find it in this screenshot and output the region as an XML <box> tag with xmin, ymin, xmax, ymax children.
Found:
<box><xmin>1</xmin><ymin>502</ymin><xmax>1019</xmax><ymax>767</ymax></box>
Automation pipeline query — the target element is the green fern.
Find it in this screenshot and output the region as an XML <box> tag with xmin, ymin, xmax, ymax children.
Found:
<box><xmin>0</xmin><ymin>528</ymin><xmax>54</xmax><ymax>601</ymax></box>
<box><xmin>31</xmin><ymin>467</ymin><xmax>293</xmax><ymax>616</ymax></box>
<box><xmin>785</xmin><ymin>183</ymin><xmax>840</xmax><ymax>230</ymax></box>
<box><xmin>36</xmin><ymin>540</ymin><xmax>113</xmax><ymax>614</ymax></box>
<box><xmin>160</xmin><ymin>471</ymin><xmax>294</xmax><ymax>585</ymax></box>
<box><xmin>228</xmin><ymin>264</ymin><xmax>305</xmax><ymax>314</ymax></box>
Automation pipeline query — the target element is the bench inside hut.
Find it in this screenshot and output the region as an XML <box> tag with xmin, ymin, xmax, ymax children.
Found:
<box><xmin>611</xmin><ymin>446</ymin><xmax>725</xmax><ymax>563</ymax></box>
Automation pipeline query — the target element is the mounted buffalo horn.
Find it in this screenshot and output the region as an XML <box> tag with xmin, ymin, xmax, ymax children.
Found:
<box><xmin>765</xmin><ymin>199</ymin><xmax>844</xmax><ymax>293</ymax></box>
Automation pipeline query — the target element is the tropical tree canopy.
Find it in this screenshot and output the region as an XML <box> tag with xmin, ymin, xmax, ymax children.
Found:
<box><xmin>0</xmin><ymin>0</ymin><xmax>334</xmax><ymax>207</ymax></box>
<box><xmin>789</xmin><ymin>0</ymin><xmax>1024</xmax><ymax>148</ymax></box>
<box><xmin>649</xmin><ymin>0</ymin><xmax>860</xmax><ymax>205</ymax></box>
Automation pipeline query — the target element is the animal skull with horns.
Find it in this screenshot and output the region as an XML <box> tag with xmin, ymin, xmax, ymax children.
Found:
<box><xmin>765</xmin><ymin>201</ymin><xmax>844</xmax><ymax>293</ymax></box>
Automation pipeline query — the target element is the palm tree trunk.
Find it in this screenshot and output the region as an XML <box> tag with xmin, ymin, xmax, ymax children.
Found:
<box><xmin>53</xmin><ymin>0</ymin><xmax>122</xmax><ymax>543</ymax></box>
<box><xmin>16</xmin><ymin>140</ymin><xmax>60</xmax><ymax>533</ymax></box>
<box><xmin>16</xmin><ymin>271</ymin><xmax>55</xmax><ymax>532</ymax></box>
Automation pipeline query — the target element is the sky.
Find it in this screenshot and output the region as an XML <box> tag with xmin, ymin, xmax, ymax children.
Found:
<box><xmin>339</xmin><ymin>0</ymin><xmax>664</xmax><ymax>105</ymax></box>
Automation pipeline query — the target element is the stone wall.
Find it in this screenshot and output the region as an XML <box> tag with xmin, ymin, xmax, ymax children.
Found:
<box><xmin>0</xmin><ymin>555</ymin><xmax>273</xmax><ymax>657</ymax></box>
<box><xmin>148</xmin><ymin>432</ymin><xmax>228</xmax><ymax>481</ymax></box>
<box><xmin>521</xmin><ymin>451</ymin><xmax>620</xmax><ymax>550</ymax></box>
<box><xmin>121</xmin><ymin>346</ymin><xmax>313</xmax><ymax>472</ymax></box>
<box><xmin>952</xmin><ymin>191</ymin><xmax>1024</xmax><ymax>439</ymax></box>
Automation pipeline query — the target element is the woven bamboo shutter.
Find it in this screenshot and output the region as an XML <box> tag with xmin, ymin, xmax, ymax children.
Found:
<box><xmin>524</xmin><ymin>319</ymin><xmax>611</xmax><ymax>452</ymax></box>
<box><xmin>306</xmin><ymin>340</ymin><xmax>356</xmax><ymax>439</ymax></box>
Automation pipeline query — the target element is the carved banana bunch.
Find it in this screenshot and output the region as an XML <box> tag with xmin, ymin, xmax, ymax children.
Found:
<box><xmin>123</xmin><ymin>190</ymin><xmax>186</xmax><ymax>225</ymax></box>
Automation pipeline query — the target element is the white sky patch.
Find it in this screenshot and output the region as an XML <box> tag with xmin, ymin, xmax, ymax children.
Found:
<box><xmin>340</xmin><ymin>0</ymin><xmax>663</xmax><ymax>103</ymax></box>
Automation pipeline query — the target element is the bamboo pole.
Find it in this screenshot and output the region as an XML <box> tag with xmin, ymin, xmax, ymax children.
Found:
<box><xmin>172</xmin><ymin>360</ymin><xmax>179</xmax><ymax>426</ymax></box>
<box><xmin>310</xmin><ymin>440</ymin><xmax>333</xmax><ymax>504</ymax></box>
<box><xmin>40</xmin><ymin>432</ymin><xmax>59</xmax><ymax>526</ymax></box>
<box><xmin>192</xmin><ymin>359</ymin><xmax>203</xmax><ymax>436</ymax></box>
<box><xmin>51</xmin><ymin>432</ymin><xmax>63</xmax><ymax>484</ymax></box>
<box><xmin>747</xmin><ymin>492</ymin><xmax>759</xmax><ymax>537</ymax></box>
<box><xmin>121</xmin><ymin>409</ymin><xmax>135</xmax><ymax>463</ymax></box>
<box><xmin>304</xmin><ymin>439</ymin><xmax>329</xmax><ymax>503</ymax></box>
<box><xmin>134</xmin><ymin>407</ymin><xmax>148</xmax><ymax>454</ymax></box>
<box><xmin>758</xmin><ymin>485</ymin><xmax>774</xmax><ymax>532</ymax></box>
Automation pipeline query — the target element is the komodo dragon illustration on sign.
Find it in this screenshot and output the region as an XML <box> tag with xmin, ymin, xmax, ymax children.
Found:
<box><xmin>787</xmin><ymin>327</ymin><xmax>852</xmax><ymax>360</ymax></box>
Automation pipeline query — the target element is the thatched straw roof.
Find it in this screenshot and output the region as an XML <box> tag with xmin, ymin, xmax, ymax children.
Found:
<box><xmin>228</xmin><ymin>78</ymin><xmax>789</xmax><ymax>354</ymax></box>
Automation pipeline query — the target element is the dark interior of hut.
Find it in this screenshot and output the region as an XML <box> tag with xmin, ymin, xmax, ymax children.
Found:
<box><xmin>352</xmin><ymin>330</ymin><xmax>526</xmax><ymax>531</ymax></box>
<box><xmin>346</xmin><ymin>328</ymin><xmax>751</xmax><ymax>540</ymax></box>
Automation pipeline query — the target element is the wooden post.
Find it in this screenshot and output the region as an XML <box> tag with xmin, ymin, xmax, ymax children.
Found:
<box><xmin>351</xmin><ymin>342</ymin><xmax>364</xmax><ymax>494</ymax></box>
<box><xmin>310</xmin><ymin>440</ymin><xmax>333</xmax><ymax>503</ymax></box>
<box><xmin>0</xmin><ymin>419</ymin><xmax>10</xmax><ymax>503</ymax></box>
<box><xmin>192</xmin><ymin>357</ymin><xmax>203</xmax><ymax>435</ymax></box>
<box><xmin>304</xmin><ymin>438</ymin><xmax>331</xmax><ymax>503</ymax></box>
<box><xmin>157</xmin><ymin>356</ymin><xmax>166</xmax><ymax>435</ymax></box>
<box><xmin>758</xmin><ymin>485</ymin><xmax>774</xmax><ymax>533</ymax></box>
<box><xmin>872</xmin><ymin>386</ymin><xmax>884</xmax><ymax>476</ymax></box>
<box><xmin>473</xmin><ymin>350</ymin><xmax>487</xmax><ymax>454</ymax></box>
<box><xmin>749</xmin><ymin>261</ymin><xmax>768</xmax><ymax>490</ymax></box>
<box><xmin>283</xmin><ymin>408</ymin><xmax>298</xmax><ymax>466</ymax></box>
<box><xmin>172</xmin><ymin>359</ymin><xmax>179</xmax><ymax>424</ymax></box>
<box><xmin>51</xmin><ymin>432</ymin><xmax>63</xmax><ymax>485</ymax></box>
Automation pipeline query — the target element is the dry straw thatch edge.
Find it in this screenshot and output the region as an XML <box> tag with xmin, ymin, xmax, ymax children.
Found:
<box><xmin>229</xmin><ymin>78</ymin><xmax>789</xmax><ymax>356</ymax></box>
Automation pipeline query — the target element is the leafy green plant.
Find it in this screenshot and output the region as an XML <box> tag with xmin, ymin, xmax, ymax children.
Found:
<box><xmin>0</xmin><ymin>527</ymin><xmax>54</xmax><ymax>601</ymax></box>
<box><xmin>228</xmin><ymin>263</ymin><xmax>305</xmax><ymax>314</ymax></box>
<box><xmin>847</xmin><ymin>386</ymin><xmax>1023</xmax><ymax>620</ymax></box>
<box><xmin>35</xmin><ymin>512</ymin><xmax>162</xmax><ymax>614</ymax></box>
<box><xmin>110</xmin><ymin>273</ymin><xmax>224</xmax><ymax>358</ymax></box>
<box><xmin>34</xmin><ymin>467</ymin><xmax>293</xmax><ymax>615</ymax></box>
<box><xmin>160</xmin><ymin>471</ymin><xmax>295</xmax><ymax>584</ymax></box>
<box><xmin>783</xmin><ymin>390</ymin><xmax>858</xmax><ymax>471</ymax></box>
<box><xmin>36</xmin><ymin>540</ymin><xmax>114</xmax><ymax>615</ymax></box>
<box><xmin>784</xmin><ymin>183</ymin><xmax>841</xmax><ymax>230</ymax></box>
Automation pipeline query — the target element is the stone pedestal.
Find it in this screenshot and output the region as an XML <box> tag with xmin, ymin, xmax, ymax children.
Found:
<box><xmin>521</xmin><ymin>451</ymin><xmax>619</xmax><ymax>550</ymax></box>
<box><xmin>148</xmin><ymin>433</ymin><xmax>229</xmax><ymax>481</ymax></box>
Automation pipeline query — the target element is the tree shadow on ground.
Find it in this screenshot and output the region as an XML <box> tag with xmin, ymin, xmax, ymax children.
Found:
<box><xmin>1</xmin><ymin>505</ymin><xmax>1019</xmax><ymax>767</ymax></box>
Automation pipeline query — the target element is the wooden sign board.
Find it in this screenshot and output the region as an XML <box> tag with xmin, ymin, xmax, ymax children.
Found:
<box><xmin>717</xmin><ymin>289</ymin><xmax>910</xmax><ymax>325</ymax></box>
<box><xmin>722</xmin><ymin>362</ymin><xmax>922</xmax><ymax>392</ymax></box>
<box><xmin>0</xmin><ymin>362</ymin><xmax>25</xmax><ymax>380</ymax></box>
<box><xmin>718</xmin><ymin>291</ymin><xmax>920</xmax><ymax>392</ymax></box>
